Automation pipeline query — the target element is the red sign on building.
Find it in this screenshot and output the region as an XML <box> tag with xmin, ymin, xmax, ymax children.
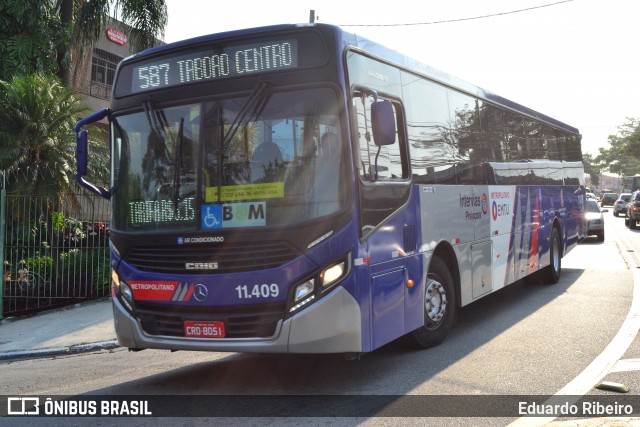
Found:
<box><xmin>106</xmin><ymin>28</ymin><xmax>127</xmax><ymax>46</ymax></box>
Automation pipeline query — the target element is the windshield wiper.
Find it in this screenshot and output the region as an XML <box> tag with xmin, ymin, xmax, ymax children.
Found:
<box><xmin>173</xmin><ymin>117</ymin><xmax>184</xmax><ymax>207</ymax></box>
<box><xmin>143</xmin><ymin>101</ymin><xmax>186</xmax><ymax>205</ymax></box>
<box><xmin>222</xmin><ymin>81</ymin><xmax>270</xmax><ymax>148</ymax></box>
<box><xmin>143</xmin><ymin>101</ymin><xmax>173</xmax><ymax>164</ymax></box>
<box><xmin>212</xmin><ymin>81</ymin><xmax>271</xmax><ymax>201</ymax></box>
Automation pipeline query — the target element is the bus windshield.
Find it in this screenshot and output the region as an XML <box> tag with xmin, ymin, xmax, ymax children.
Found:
<box><xmin>111</xmin><ymin>87</ymin><xmax>348</xmax><ymax>231</ymax></box>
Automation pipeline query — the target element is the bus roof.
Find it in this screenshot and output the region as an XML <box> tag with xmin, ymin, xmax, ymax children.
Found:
<box><xmin>127</xmin><ymin>23</ymin><xmax>580</xmax><ymax>135</ymax></box>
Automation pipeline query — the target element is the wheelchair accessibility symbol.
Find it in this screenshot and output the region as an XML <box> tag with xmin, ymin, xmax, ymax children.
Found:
<box><xmin>201</xmin><ymin>205</ymin><xmax>222</xmax><ymax>229</ymax></box>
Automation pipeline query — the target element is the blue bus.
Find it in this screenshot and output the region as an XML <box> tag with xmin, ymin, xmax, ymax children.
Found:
<box><xmin>75</xmin><ymin>23</ymin><xmax>586</xmax><ymax>354</ymax></box>
<box><xmin>623</xmin><ymin>175</ymin><xmax>640</xmax><ymax>193</ymax></box>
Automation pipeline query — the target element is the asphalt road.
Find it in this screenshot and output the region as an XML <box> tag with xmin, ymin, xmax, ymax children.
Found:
<box><xmin>1</xmin><ymin>210</ymin><xmax>638</xmax><ymax>427</ymax></box>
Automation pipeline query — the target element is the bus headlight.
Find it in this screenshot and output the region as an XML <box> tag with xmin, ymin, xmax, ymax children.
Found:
<box><xmin>120</xmin><ymin>282</ymin><xmax>135</xmax><ymax>312</ymax></box>
<box><xmin>287</xmin><ymin>254</ymin><xmax>351</xmax><ymax>316</ymax></box>
<box><xmin>294</xmin><ymin>280</ymin><xmax>314</xmax><ymax>302</ymax></box>
<box><xmin>112</xmin><ymin>269</ymin><xmax>135</xmax><ymax>312</ymax></box>
<box><xmin>111</xmin><ymin>269</ymin><xmax>120</xmax><ymax>296</ymax></box>
<box><xmin>320</xmin><ymin>262</ymin><xmax>345</xmax><ymax>288</ymax></box>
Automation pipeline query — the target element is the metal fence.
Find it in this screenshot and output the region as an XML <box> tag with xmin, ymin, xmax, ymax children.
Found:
<box><xmin>0</xmin><ymin>191</ymin><xmax>111</xmax><ymax>318</ymax></box>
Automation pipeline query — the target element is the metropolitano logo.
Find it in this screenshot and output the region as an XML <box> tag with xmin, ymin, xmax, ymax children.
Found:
<box><xmin>7</xmin><ymin>397</ymin><xmax>39</xmax><ymax>415</ymax></box>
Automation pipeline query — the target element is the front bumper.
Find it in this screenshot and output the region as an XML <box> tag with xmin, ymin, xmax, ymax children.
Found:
<box><xmin>587</xmin><ymin>222</ymin><xmax>604</xmax><ymax>235</ymax></box>
<box><xmin>113</xmin><ymin>286</ymin><xmax>362</xmax><ymax>353</ymax></box>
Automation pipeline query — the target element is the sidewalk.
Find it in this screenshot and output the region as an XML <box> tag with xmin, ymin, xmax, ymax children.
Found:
<box><xmin>0</xmin><ymin>297</ymin><xmax>119</xmax><ymax>361</ymax></box>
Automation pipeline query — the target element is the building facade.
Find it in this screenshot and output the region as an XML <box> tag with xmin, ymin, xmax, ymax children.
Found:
<box><xmin>71</xmin><ymin>19</ymin><xmax>158</xmax><ymax>113</ymax></box>
<box><xmin>585</xmin><ymin>172</ymin><xmax>623</xmax><ymax>194</ymax></box>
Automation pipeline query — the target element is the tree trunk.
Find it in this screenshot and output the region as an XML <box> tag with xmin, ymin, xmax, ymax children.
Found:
<box><xmin>58</xmin><ymin>0</ymin><xmax>74</xmax><ymax>85</ymax></box>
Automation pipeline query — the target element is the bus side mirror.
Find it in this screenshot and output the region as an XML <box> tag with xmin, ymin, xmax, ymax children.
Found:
<box><xmin>74</xmin><ymin>108</ymin><xmax>111</xmax><ymax>200</ymax></box>
<box><xmin>77</xmin><ymin>130</ymin><xmax>88</xmax><ymax>177</ymax></box>
<box><xmin>371</xmin><ymin>100</ymin><xmax>396</xmax><ymax>146</ymax></box>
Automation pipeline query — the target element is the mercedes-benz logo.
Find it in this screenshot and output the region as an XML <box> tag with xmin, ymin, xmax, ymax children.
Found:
<box><xmin>193</xmin><ymin>283</ymin><xmax>208</xmax><ymax>302</ymax></box>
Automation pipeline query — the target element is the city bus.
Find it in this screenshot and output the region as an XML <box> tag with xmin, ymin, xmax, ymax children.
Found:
<box><xmin>75</xmin><ymin>23</ymin><xmax>587</xmax><ymax>355</ymax></box>
<box><xmin>623</xmin><ymin>175</ymin><xmax>640</xmax><ymax>193</ymax></box>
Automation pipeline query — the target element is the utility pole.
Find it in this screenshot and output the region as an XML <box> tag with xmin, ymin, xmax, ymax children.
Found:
<box><xmin>309</xmin><ymin>10</ymin><xmax>316</xmax><ymax>23</ymax></box>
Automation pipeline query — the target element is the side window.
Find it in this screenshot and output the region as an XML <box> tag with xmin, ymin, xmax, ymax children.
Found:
<box><xmin>545</xmin><ymin>126</ymin><xmax>561</xmax><ymax>161</ymax></box>
<box><xmin>565</xmin><ymin>134</ymin><xmax>582</xmax><ymax>161</ymax></box>
<box><xmin>352</xmin><ymin>89</ymin><xmax>410</xmax><ymax>237</ymax></box>
<box><xmin>481</xmin><ymin>104</ymin><xmax>505</xmax><ymax>162</ymax></box>
<box><xmin>503</xmin><ymin>112</ymin><xmax>524</xmax><ymax>161</ymax></box>
<box><xmin>556</xmin><ymin>131</ymin><xmax>582</xmax><ymax>162</ymax></box>
<box><xmin>353</xmin><ymin>91</ymin><xmax>407</xmax><ymax>181</ymax></box>
<box><xmin>447</xmin><ymin>89</ymin><xmax>484</xmax><ymax>184</ymax></box>
<box><xmin>523</xmin><ymin>119</ymin><xmax>545</xmax><ymax>160</ymax></box>
<box><xmin>401</xmin><ymin>76</ymin><xmax>452</xmax><ymax>184</ymax></box>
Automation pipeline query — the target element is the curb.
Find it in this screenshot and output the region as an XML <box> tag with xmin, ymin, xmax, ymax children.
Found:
<box><xmin>0</xmin><ymin>340</ymin><xmax>120</xmax><ymax>362</ymax></box>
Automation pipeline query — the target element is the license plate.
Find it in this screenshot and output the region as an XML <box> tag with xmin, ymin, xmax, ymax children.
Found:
<box><xmin>184</xmin><ymin>320</ymin><xmax>226</xmax><ymax>338</ymax></box>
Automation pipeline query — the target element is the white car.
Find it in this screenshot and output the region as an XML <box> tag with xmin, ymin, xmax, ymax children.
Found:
<box><xmin>585</xmin><ymin>199</ymin><xmax>606</xmax><ymax>241</ymax></box>
<box><xmin>614</xmin><ymin>193</ymin><xmax>632</xmax><ymax>216</ymax></box>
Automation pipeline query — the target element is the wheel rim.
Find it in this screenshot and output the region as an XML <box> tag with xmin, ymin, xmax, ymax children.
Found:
<box><xmin>424</xmin><ymin>277</ymin><xmax>447</xmax><ymax>330</ymax></box>
<box><xmin>552</xmin><ymin>235</ymin><xmax>560</xmax><ymax>273</ymax></box>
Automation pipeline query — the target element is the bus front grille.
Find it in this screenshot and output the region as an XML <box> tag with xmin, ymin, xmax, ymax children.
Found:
<box><xmin>135</xmin><ymin>301</ymin><xmax>286</xmax><ymax>338</ymax></box>
<box><xmin>124</xmin><ymin>241</ymin><xmax>298</xmax><ymax>273</ymax></box>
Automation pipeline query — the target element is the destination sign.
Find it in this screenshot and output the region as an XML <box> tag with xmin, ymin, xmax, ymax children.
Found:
<box><xmin>130</xmin><ymin>39</ymin><xmax>298</xmax><ymax>93</ymax></box>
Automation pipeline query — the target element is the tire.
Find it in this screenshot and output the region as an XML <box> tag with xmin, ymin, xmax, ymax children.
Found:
<box><xmin>631</xmin><ymin>218</ymin><xmax>637</xmax><ymax>230</ymax></box>
<box><xmin>597</xmin><ymin>231</ymin><xmax>604</xmax><ymax>242</ymax></box>
<box><xmin>410</xmin><ymin>257</ymin><xmax>456</xmax><ymax>348</ymax></box>
<box><xmin>542</xmin><ymin>227</ymin><xmax>561</xmax><ymax>284</ymax></box>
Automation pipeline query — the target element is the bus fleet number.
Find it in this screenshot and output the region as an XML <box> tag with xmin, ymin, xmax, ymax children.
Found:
<box><xmin>235</xmin><ymin>284</ymin><xmax>279</xmax><ymax>299</ymax></box>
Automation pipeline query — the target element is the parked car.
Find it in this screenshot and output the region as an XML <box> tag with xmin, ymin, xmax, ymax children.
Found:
<box><xmin>601</xmin><ymin>192</ymin><xmax>618</xmax><ymax>206</ymax></box>
<box><xmin>586</xmin><ymin>192</ymin><xmax>598</xmax><ymax>201</ymax></box>
<box><xmin>585</xmin><ymin>199</ymin><xmax>606</xmax><ymax>241</ymax></box>
<box><xmin>613</xmin><ymin>193</ymin><xmax>632</xmax><ymax>216</ymax></box>
<box><xmin>625</xmin><ymin>190</ymin><xmax>640</xmax><ymax>229</ymax></box>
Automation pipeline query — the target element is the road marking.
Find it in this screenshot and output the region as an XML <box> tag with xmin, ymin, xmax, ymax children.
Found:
<box><xmin>508</xmin><ymin>238</ymin><xmax>640</xmax><ymax>427</ymax></box>
<box><xmin>610</xmin><ymin>358</ymin><xmax>640</xmax><ymax>373</ymax></box>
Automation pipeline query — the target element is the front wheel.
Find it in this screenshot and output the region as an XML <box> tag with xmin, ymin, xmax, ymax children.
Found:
<box><xmin>410</xmin><ymin>257</ymin><xmax>456</xmax><ymax>348</ymax></box>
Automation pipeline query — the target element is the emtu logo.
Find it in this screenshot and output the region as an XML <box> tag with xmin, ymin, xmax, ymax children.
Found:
<box><xmin>492</xmin><ymin>200</ymin><xmax>511</xmax><ymax>221</ymax></box>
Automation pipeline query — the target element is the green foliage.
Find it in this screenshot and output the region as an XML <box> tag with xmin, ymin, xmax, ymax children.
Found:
<box><xmin>0</xmin><ymin>0</ymin><xmax>68</xmax><ymax>80</ymax></box>
<box><xmin>52</xmin><ymin>212</ymin><xmax>65</xmax><ymax>232</ymax></box>
<box><xmin>25</xmin><ymin>255</ymin><xmax>53</xmax><ymax>280</ymax></box>
<box><xmin>2</xmin><ymin>0</ymin><xmax>166</xmax><ymax>83</ymax></box>
<box><xmin>595</xmin><ymin>118</ymin><xmax>640</xmax><ymax>176</ymax></box>
<box><xmin>0</xmin><ymin>73</ymin><xmax>109</xmax><ymax>206</ymax></box>
<box><xmin>59</xmin><ymin>248</ymin><xmax>110</xmax><ymax>293</ymax></box>
<box><xmin>5</xmin><ymin>255</ymin><xmax>53</xmax><ymax>281</ymax></box>
<box><xmin>68</xmin><ymin>0</ymin><xmax>167</xmax><ymax>52</ymax></box>
<box><xmin>5</xmin><ymin>202</ymin><xmax>111</xmax><ymax>295</ymax></box>
<box><xmin>582</xmin><ymin>153</ymin><xmax>600</xmax><ymax>188</ymax></box>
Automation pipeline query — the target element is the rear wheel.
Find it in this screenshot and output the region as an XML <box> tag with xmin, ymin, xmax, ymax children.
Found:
<box><xmin>410</xmin><ymin>257</ymin><xmax>456</xmax><ymax>348</ymax></box>
<box><xmin>542</xmin><ymin>227</ymin><xmax>561</xmax><ymax>284</ymax></box>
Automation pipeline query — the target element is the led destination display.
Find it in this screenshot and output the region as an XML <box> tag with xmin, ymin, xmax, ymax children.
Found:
<box><xmin>131</xmin><ymin>39</ymin><xmax>298</xmax><ymax>93</ymax></box>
